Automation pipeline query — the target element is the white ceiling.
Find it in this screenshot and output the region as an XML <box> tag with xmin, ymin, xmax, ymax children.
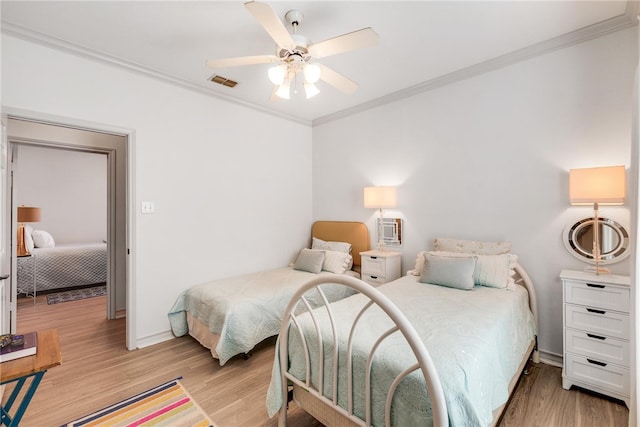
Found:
<box><xmin>1</xmin><ymin>1</ymin><xmax>635</xmax><ymax>125</ymax></box>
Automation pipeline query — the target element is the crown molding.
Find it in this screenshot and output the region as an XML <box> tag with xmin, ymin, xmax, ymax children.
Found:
<box><xmin>313</xmin><ymin>4</ymin><xmax>639</xmax><ymax>126</ymax></box>
<box><xmin>0</xmin><ymin>22</ymin><xmax>311</xmax><ymax>127</ymax></box>
<box><xmin>2</xmin><ymin>3</ymin><xmax>637</xmax><ymax>129</ymax></box>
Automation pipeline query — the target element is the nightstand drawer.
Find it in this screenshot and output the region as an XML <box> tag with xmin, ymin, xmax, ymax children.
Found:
<box><xmin>361</xmin><ymin>256</ymin><xmax>386</xmax><ymax>277</ymax></box>
<box><xmin>361</xmin><ymin>274</ymin><xmax>386</xmax><ymax>287</ymax></box>
<box><xmin>565</xmin><ymin>328</ymin><xmax>629</xmax><ymax>366</ymax></box>
<box><xmin>564</xmin><ymin>353</ymin><xmax>629</xmax><ymax>396</ymax></box>
<box><xmin>564</xmin><ymin>280</ymin><xmax>629</xmax><ymax>312</ymax></box>
<box><xmin>565</xmin><ymin>304</ymin><xmax>629</xmax><ymax>339</ymax></box>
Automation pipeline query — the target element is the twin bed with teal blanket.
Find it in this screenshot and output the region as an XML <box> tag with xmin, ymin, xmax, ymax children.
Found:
<box><xmin>267</xmin><ymin>244</ymin><xmax>539</xmax><ymax>427</ymax></box>
<box><xmin>167</xmin><ymin>221</ymin><xmax>371</xmax><ymax>366</ymax></box>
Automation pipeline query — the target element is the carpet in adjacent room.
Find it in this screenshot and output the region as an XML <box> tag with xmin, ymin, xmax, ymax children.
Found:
<box><xmin>46</xmin><ymin>284</ymin><xmax>106</xmax><ymax>305</ymax></box>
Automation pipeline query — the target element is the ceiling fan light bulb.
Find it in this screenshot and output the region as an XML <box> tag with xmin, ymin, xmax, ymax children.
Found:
<box><xmin>304</xmin><ymin>63</ymin><xmax>321</xmax><ymax>83</ymax></box>
<box><xmin>268</xmin><ymin>65</ymin><xmax>286</xmax><ymax>85</ymax></box>
<box><xmin>276</xmin><ymin>83</ymin><xmax>291</xmax><ymax>99</ymax></box>
<box><xmin>304</xmin><ymin>82</ymin><xmax>320</xmax><ymax>99</ymax></box>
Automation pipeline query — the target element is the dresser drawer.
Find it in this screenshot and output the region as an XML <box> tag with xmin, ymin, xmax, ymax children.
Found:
<box><xmin>565</xmin><ymin>328</ymin><xmax>629</xmax><ymax>366</ymax></box>
<box><xmin>564</xmin><ymin>353</ymin><xmax>629</xmax><ymax>396</ymax></box>
<box><xmin>564</xmin><ymin>279</ymin><xmax>629</xmax><ymax>312</ymax></box>
<box><xmin>361</xmin><ymin>256</ymin><xmax>386</xmax><ymax>277</ymax></box>
<box><xmin>361</xmin><ymin>274</ymin><xmax>386</xmax><ymax>287</ymax></box>
<box><xmin>565</xmin><ymin>304</ymin><xmax>629</xmax><ymax>339</ymax></box>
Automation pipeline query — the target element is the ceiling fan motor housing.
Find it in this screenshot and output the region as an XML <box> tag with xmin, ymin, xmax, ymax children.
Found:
<box><xmin>277</xmin><ymin>34</ymin><xmax>310</xmax><ymax>66</ymax></box>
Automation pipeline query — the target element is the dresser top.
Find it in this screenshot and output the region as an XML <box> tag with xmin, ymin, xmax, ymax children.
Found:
<box><xmin>360</xmin><ymin>249</ymin><xmax>401</xmax><ymax>258</ymax></box>
<box><xmin>560</xmin><ymin>269</ymin><xmax>630</xmax><ymax>286</ymax></box>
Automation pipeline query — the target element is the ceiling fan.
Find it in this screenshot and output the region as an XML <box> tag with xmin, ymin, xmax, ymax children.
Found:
<box><xmin>206</xmin><ymin>1</ymin><xmax>378</xmax><ymax>100</ymax></box>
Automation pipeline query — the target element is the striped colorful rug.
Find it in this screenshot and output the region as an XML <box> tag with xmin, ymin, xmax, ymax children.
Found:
<box><xmin>63</xmin><ymin>378</ymin><xmax>214</xmax><ymax>427</ymax></box>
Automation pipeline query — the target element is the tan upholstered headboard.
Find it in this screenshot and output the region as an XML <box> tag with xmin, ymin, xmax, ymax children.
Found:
<box><xmin>311</xmin><ymin>221</ymin><xmax>370</xmax><ymax>267</ymax></box>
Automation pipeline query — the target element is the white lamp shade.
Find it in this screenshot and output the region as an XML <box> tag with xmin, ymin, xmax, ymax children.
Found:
<box><xmin>569</xmin><ymin>165</ymin><xmax>626</xmax><ymax>205</ymax></box>
<box><xmin>304</xmin><ymin>81</ymin><xmax>320</xmax><ymax>99</ymax></box>
<box><xmin>364</xmin><ymin>186</ymin><xmax>397</xmax><ymax>209</ymax></box>
<box><xmin>275</xmin><ymin>73</ymin><xmax>291</xmax><ymax>99</ymax></box>
<box><xmin>303</xmin><ymin>63</ymin><xmax>321</xmax><ymax>83</ymax></box>
<box><xmin>268</xmin><ymin>65</ymin><xmax>286</xmax><ymax>85</ymax></box>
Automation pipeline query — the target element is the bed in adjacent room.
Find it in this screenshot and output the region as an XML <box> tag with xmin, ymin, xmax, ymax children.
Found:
<box><xmin>17</xmin><ymin>236</ymin><xmax>107</xmax><ymax>294</ymax></box>
<box><xmin>167</xmin><ymin>221</ymin><xmax>370</xmax><ymax>366</ymax></box>
<box><xmin>268</xmin><ymin>238</ymin><xmax>539</xmax><ymax>427</ymax></box>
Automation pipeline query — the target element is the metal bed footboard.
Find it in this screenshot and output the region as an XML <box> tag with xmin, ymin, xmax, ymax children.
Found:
<box><xmin>276</xmin><ymin>275</ymin><xmax>448</xmax><ymax>427</ymax></box>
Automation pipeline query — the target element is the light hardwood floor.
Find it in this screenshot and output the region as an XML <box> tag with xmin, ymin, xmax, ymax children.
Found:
<box><xmin>10</xmin><ymin>294</ymin><xmax>629</xmax><ymax>427</ymax></box>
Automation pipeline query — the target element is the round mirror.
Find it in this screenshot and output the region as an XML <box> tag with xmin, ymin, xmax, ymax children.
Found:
<box><xmin>563</xmin><ymin>217</ymin><xmax>630</xmax><ymax>264</ymax></box>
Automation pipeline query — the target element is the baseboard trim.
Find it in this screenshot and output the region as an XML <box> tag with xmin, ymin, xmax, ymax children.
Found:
<box><xmin>538</xmin><ymin>350</ymin><xmax>563</xmax><ymax>368</ymax></box>
<box><xmin>136</xmin><ymin>330</ymin><xmax>174</xmax><ymax>349</ymax></box>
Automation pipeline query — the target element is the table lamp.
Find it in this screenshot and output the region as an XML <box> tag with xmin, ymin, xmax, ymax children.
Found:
<box><xmin>569</xmin><ymin>165</ymin><xmax>625</xmax><ymax>274</ymax></box>
<box><xmin>364</xmin><ymin>186</ymin><xmax>397</xmax><ymax>251</ymax></box>
<box><xmin>17</xmin><ymin>206</ymin><xmax>41</xmax><ymax>257</ymax></box>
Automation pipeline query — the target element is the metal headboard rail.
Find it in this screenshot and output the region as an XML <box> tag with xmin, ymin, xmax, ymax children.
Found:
<box><xmin>277</xmin><ymin>275</ymin><xmax>449</xmax><ymax>427</ymax></box>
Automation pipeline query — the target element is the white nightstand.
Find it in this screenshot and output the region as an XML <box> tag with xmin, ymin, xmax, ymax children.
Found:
<box><xmin>560</xmin><ymin>269</ymin><xmax>630</xmax><ymax>407</ymax></box>
<box><xmin>359</xmin><ymin>250</ymin><xmax>401</xmax><ymax>286</ymax></box>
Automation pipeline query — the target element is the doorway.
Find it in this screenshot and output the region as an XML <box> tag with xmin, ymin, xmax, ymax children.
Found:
<box><xmin>3</xmin><ymin>117</ymin><xmax>129</xmax><ymax>345</ymax></box>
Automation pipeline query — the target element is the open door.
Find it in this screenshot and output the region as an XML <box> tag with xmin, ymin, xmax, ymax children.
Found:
<box><xmin>0</xmin><ymin>117</ymin><xmax>10</xmax><ymax>334</ymax></box>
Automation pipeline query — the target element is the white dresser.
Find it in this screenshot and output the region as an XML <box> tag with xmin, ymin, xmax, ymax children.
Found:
<box><xmin>560</xmin><ymin>269</ymin><xmax>630</xmax><ymax>407</ymax></box>
<box><xmin>359</xmin><ymin>250</ymin><xmax>401</xmax><ymax>286</ymax></box>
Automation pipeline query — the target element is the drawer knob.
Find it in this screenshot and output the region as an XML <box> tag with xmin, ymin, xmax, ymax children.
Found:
<box><xmin>370</xmin><ymin>256</ymin><xmax>378</xmax><ymax>260</ymax></box>
<box><xmin>587</xmin><ymin>358</ymin><xmax>607</xmax><ymax>367</ymax></box>
<box><xmin>586</xmin><ymin>283</ymin><xmax>606</xmax><ymax>289</ymax></box>
<box><xmin>370</xmin><ymin>276</ymin><xmax>378</xmax><ymax>279</ymax></box>
<box><xmin>586</xmin><ymin>333</ymin><xmax>606</xmax><ymax>341</ymax></box>
<box><xmin>586</xmin><ymin>308</ymin><xmax>606</xmax><ymax>315</ymax></box>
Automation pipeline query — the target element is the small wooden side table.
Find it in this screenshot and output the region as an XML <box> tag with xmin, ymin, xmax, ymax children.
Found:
<box><xmin>1</xmin><ymin>329</ymin><xmax>62</xmax><ymax>426</ymax></box>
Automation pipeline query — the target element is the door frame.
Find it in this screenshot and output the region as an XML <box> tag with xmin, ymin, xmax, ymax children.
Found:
<box><xmin>2</xmin><ymin>108</ymin><xmax>136</xmax><ymax>350</ymax></box>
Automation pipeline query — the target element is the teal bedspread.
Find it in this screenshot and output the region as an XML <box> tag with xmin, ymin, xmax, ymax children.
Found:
<box><xmin>168</xmin><ymin>267</ymin><xmax>357</xmax><ymax>365</ymax></box>
<box><xmin>266</xmin><ymin>275</ymin><xmax>536</xmax><ymax>426</ymax></box>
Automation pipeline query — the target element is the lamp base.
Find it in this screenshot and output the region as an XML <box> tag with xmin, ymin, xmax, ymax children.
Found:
<box><xmin>584</xmin><ymin>265</ymin><xmax>610</xmax><ymax>275</ymax></box>
<box><xmin>16</xmin><ymin>223</ymin><xmax>31</xmax><ymax>257</ymax></box>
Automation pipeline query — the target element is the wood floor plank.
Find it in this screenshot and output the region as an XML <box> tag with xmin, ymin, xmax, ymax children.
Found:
<box><xmin>8</xmin><ymin>295</ymin><xmax>629</xmax><ymax>426</ymax></box>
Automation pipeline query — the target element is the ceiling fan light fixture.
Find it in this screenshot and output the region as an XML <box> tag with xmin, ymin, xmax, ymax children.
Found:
<box><xmin>304</xmin><ymin>81</ymin><xmax>320</xmax><ymax>99</ymax></box>
<box><xmin>303</xmin><ymin>63</ymin><xmax>321</xmax><ymax>83</ymax></box>
<box><xmin>268</xmin><ymin>64</ymin><xmax>286</xmax><ymax>85</ymax></box>
<box><xmin>275</xmin><ymin>77</ymin><xmax>291</xmax><ymax>99</ymax></box>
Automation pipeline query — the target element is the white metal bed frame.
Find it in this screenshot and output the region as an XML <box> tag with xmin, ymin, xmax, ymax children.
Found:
<box><xmin>276</xmin><ymin>264</ymin><xmax>539</xmax><ymax>427</ymax></box>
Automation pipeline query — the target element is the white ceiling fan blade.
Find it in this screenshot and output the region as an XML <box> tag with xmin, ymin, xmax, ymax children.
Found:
<box><xmin>308</xmin><ymin>28</ymin><xmax>378</xmax><ymax>59</ymax></box>
<box><xmin>317</xmin><ymin>63</ymin><xmax>359</xmax><ymax>94</ymax></box>
<box><xmin>244</xmin><ymin>1</ymin><xmax>295</xmax><ymax>51</ymax></box>
<box><xmin>206</xmin><ymin>55</ymin><xmax>278</xmax><ymax>68</ymax></box>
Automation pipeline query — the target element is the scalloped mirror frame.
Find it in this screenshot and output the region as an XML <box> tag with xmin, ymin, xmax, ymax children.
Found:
<box><xmin>562</xmin><ymin>217</ymin><xmax>630</xmax><ymax>265</ymax></box>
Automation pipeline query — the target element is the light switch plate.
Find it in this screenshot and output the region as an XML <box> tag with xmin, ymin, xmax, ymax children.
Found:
<box><xmin>141</xmin><ymin>201</ymin><xmax>155</xmax><ymax>213</ymax></box>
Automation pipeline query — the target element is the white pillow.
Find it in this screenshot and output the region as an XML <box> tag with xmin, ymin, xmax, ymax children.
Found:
<box><xmin>312</xmin><ymin>237</ymin><xmax>352</xmax><ymax>254</ymax></box>
<box><xmin>24</xmin><ymin>228</ymin><xmax>34</xmax><ymax>252</ymax></box>
<box><xmin>32</xmin><ymin>230</ymin><xmax>55</xmax><ymax>248</ymax></box>
<box><xmin>321</xmin><ymin>250</ymin><xmax>353</xmax><ymax>274</ymax></box>
<box><xmin>419</xmin><ymin>252</ymin><xmax>477</xmax><ymax>290</ymax></box>
<box><xmin>433</xmin><ymin>237</ymin><xmax>512</xmax><ymax>255</ymax></box>
<box><xmin>293</xmin><ymin>248</ymin><xmax>325</xmax><ymax>274</ymax></box>
<box><xmin>417</xmin><ymin>251</ymin><xmax>517</xmax><ymax>289</ymax></box>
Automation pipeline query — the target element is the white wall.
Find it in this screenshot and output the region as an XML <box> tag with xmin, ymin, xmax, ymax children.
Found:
<box><xmin>312</xmin><ymin>27</ymin><xmax>637</xmax><ymax>359</ymax></box>
<box><xmin>15</xmin><ymin>145</ymin><xmax>107</xmax><ymax>244</ymax></box>
<box><xmin>1</xmin><ymin>35</ymin><xmax>313</xmax><ymax>345</ymax></box>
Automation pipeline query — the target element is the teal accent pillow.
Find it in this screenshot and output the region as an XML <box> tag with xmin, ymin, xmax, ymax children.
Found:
<box><xmin>419</xmin><ymin>252</ymin><xmax>477</xmax><ymax>290</ymax></box>
<box><xmin>293</xmin><ymin>249</ymin><xmax>325</xmax><ymax>274</ymax></box>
